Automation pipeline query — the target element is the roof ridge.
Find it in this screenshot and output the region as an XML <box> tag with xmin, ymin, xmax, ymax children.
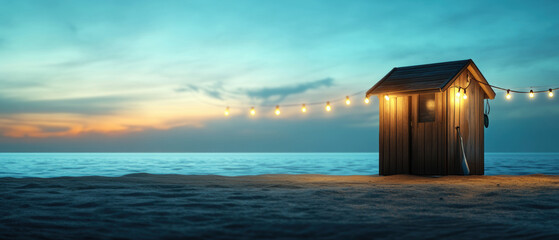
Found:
<box><xmin>396</xmin><ymin>59</ymin><xmax>471</xmax><ymax>69</ymax></box>
<box><xmin>366</xmin><ymin>59</ymin><xmax>476</xmax><ymax>97</ymax></box>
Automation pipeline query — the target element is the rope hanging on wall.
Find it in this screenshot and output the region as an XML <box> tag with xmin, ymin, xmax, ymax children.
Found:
<box><xmin>484</xmin><ymin>99</ymin><xmax>490</xmax><ymax>128</ymax></box>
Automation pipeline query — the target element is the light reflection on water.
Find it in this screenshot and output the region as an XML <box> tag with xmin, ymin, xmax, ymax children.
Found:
<box><xmin>0</xmin><ymin>153</ymin><xmax>557</xmax><ymax>177</ymax></box>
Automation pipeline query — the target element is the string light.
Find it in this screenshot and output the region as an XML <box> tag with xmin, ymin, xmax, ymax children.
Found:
<box><xmin>250</xmin><ymin>107</ymin><xmax>256</xmax><ymax>116</ymax></box>
<box><xmin>218</xmin><ymin>81</ymin><xmax>557</xmax><ymax>117</ymax></box>
<box><xmin>470</xmin><ymin>78</ymin><xmax>557</xmax><ymax>101</ymax></box>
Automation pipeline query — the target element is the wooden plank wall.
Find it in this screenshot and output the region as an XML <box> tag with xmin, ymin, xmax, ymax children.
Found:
<box><xmin>378</xmin><ymin>95</ymin><xmax>409</xmax><ymax>175</ymax></box>
<box><xmin>445</xmin><ymin>71</ymin><xmax>484</xmax><ymax>175</ymax></box>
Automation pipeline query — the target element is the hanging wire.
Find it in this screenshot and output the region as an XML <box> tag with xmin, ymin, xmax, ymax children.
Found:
<box><xmin>471</xmin><ymin>79</ymin><xmax>559</xmax><ymax>93</ymax></box>
<box><xmin>485</xmin><ymin>99</ymin><xmax>490</xmax><ymax>115</ymax></box>
<box><xmin>216</xmin><ymin>90</ymin><xmax>367</xmax><ymax>109</ymax></box>
<box><xmin>212</xmin><ymin>78</ymin><xmax>557</xmax><ymax>112</ymax></box>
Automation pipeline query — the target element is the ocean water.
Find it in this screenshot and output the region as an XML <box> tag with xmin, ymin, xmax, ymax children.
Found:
<box><xmin>0</xmin><ymin>153</ymin><xmax>557</xmax><ymax>178</ymax></box>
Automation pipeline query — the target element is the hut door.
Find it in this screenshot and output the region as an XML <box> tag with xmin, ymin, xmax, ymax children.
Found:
<box><xmin>410</xmin><ymin>93</ymin><xmax>443</xmax><ymax>175</ymax></box>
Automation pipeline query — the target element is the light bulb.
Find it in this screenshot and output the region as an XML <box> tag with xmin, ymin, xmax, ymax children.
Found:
<box><xmin>384</xmin><ymin>95</ymin><xmax>389</xmax><ymax>101</ymax></box>
<box><xmin>456</xmin><ymin>88</ymin><xmax>461</xmax><ymax>97</ymax></box>
<box><xmin>301</xmin><ymin>104</ymin><xmax>307</xmax><ymax>113</ymax></box>
<box><xmin>364</xmin><ymin>97</ymin><xmax>370</xmax><ymax>104</ymax></box>
<box><xmin>275</xmin><ymin>105</ymin><xmax>280</xmax><ymax>116</ymax></box>
<box><xmin>224</xmin><ymin>107</ymin><xmax>230</xmax><ymax>116</ymax></box>
<box><xmin>529</xmin><ymin>90</ymin><xmax>534</xmax><ymax>98</ymax></box>
<box><xmin>463</xmin><ymin>89</ymin><xmax>467</xmax><ymax>99</ymax></box>
<box><xmin>506</xmin><ymin>90</ymin><xmax>511</xmax><ymax>100</ymax></box>
<box><xmin>549</xmin><ymin>89</ymin><xmax>553</xmax><ymax>98</ymax></box>
<box><xmin>345</xmin><ymin>96</ymin><xmax>351</xmax><ymax>105</ymax></box>
<box><xmin>325</xmin><ymin>101</ymin><xmax>331</xmax><ymax>112</ymax></box>
<box><xmin>250</xmin><ymin>107</ymin><xmax>256</xmax><ymax>116</ymax></box>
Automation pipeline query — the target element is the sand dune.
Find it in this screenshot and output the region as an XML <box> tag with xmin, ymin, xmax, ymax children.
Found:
<box><xmin>1</xmin><ymin>174</ymin><xmax>558</xmax><ymax>239</ymax></box>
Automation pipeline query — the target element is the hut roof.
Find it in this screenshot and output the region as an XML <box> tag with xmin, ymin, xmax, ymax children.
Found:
<box><xmin>366</xmin><ymin>59</ymin><xmax>495</xmax><ymax>99</ymax></box>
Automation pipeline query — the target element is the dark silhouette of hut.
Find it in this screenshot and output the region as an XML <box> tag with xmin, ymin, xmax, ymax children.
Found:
<box><xmin>366</xmin><ymin>59</ymin><xmax>495</xmax><ymax>175</ymax></box>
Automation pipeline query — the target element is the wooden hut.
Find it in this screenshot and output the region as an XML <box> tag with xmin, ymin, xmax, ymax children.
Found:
<box><xmin>366</xmin><ymin>59</ymin><xmax>495</xmax><ymax>175</ymax></box>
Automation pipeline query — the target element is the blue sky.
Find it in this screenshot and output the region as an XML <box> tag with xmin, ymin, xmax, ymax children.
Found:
<box><xmin>0</xmin><ymin>0</ymin><xmax>558</xmax><ymax>152</ymax></box>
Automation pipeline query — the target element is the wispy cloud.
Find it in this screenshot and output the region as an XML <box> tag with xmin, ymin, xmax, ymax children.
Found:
<box><xmin>0</xmin><ymin>96</ymin><xmax>133</xmax><ymax>115</ymax></box>
<box><xmin>39</xmin><ymin>125</ymin><xmax>71</xmax><ymax>133</ymax></box>
<box><xmin>175</xmin><ymin>84</ymin><xmax>199</xmax><ymax>93</ymax></box>
<box><xmin>244</xmin><ymin>78</ymin><xmax>334</xmax><ymax>103</ymax></box>
<box><xmin>175</xmin><ymin>83</ymin><xmax>224</xmax><ymax>100</ymax></box>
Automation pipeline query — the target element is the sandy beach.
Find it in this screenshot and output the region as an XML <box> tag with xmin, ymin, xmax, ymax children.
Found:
<box><xmin>1</xmin><ymin>174</ymin><xmax>558</xmax><ymax>239</ymax></box>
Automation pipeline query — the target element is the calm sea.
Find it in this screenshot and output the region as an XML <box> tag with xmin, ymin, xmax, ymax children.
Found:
<box><xmin>0</xmin><ymin>153</ymin><xmax>557</xmax><ymax>178</ymax></box>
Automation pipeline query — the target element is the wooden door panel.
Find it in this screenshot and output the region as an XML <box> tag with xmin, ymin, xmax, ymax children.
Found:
<box><xmin>410</xmin><ymin>93</ymin><xmax>443</xmax><ymax>175</ymax></box>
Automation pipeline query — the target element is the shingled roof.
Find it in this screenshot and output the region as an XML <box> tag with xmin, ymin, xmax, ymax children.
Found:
<box><xmin>366</xmin><ymin>59</ymin><xmax>495</xmax><ymax>99</ymax></box>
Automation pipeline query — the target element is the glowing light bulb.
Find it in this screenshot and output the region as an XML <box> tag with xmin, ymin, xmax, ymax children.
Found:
<box><xmin>224</xmin><ymin>107</ymin><xmax>230</xmax><ymax>116</ymax></box>
<box><xmin>506</xmin><ymin>90</ymin><xmax>511</xmax><ymax>100</ymax></box>
<box><xmin>325</xmin><ymin>101</ymin><xmax>331</xmax><ymax>112</ymax></box>
<box><xmin>529</xmin><ymin>90</ymin><xmax>534</xmax><ymax>98</ymax></box>
<box><xmin>549</xmin><ymin>89</ymin><xmax>553</xmax><ymax>98</ymax></box>
<box><xmin>384</xmin><ymin>95</ymin><xmax>389</xmax><ymax>101</ymax></box>
<box><xmin>275</xmin><ymin>105</ymin><xmax>280</xmax><ymax>116</ymax></box>
<box><xmin>250</xmin><ymin>107</ymin><xmax>256</xmax><ymax>116</ymax></box>
<box><xmin>463</xmin><ymin>89</ymin><xmax>467</xmax><ymax>100</ymax></box>
<box><xmin>301</xmin><ymin>104</ymin><xmax>307</xmax><ymax>113</ymax></box>
<box><xmin>456</xmin><ymin>88</ymin><xmax>461</xmax><ymax>98</ymax></box>
<box><xmin>345</xmin><ymin>96</ymin><xmax>351</xmax><ymax>105</ymax></box>
<box><xmin>364</xmin><ymin>97</ymin><xmax>370</xmax><ymax>104</ymax></box>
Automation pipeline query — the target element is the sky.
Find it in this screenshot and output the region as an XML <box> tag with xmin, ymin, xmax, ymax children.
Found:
<box><xmin>0</xmin><ymin>0</ymin><xmax>558</xmax><ymax>152</ymax></box>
